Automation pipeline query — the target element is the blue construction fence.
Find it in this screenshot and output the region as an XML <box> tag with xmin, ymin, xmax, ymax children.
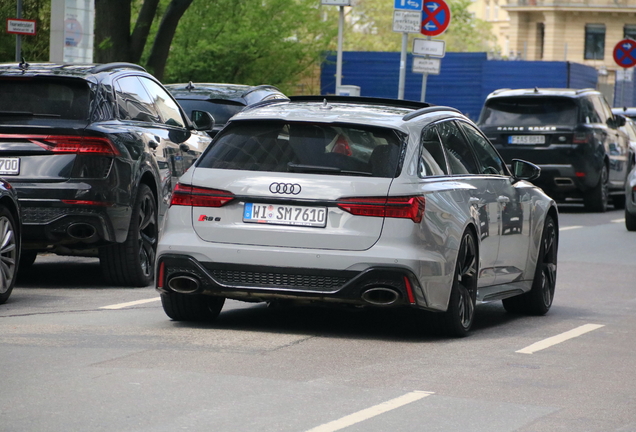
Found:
<box><xmin>320</xmin><ymin>52</ymin><xmax>601</xmax><ymax>120</ymax></box>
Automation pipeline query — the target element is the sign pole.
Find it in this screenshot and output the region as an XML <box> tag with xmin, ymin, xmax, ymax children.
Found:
<box><xmin>335</xmin><ymin>5</ymin><xmax>345</xmax><ymax>92</ymax></box>
<box><xmin>420</xmin><ymin>36</ymin><xmax>431</xmax><ymax>102</ymax></box>
<box><xmin>15</xmin><ymin>0</ymin><xmax>23</xmax><ymax>62</ymax></box>
<box><xmin>398</xmin><ymin>32</ymin><xmax>408</xmax><ymax>100</ymax></box>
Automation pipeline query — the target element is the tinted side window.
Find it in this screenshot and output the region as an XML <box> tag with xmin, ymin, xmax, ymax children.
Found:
<box><xmin>437</xmin><ymin>120</ymin><xmax>479</xmax><ymax>175</ymax></box>
<box><xmin>140</xmin><ymin>78</ymin><xmax>186</xmax><ymax>128</ymax></box>
<box><xmin>591</xmin><ymin>95</ymin><xmax>612</xmax><ymax>125</ymax></box>
<box><xmin>115</xmin><ymin>76</ymin><xmax>160</xmax><ymax>123</ymax></box>
<box><xmin>458</xmin><ymin>121</ymin><xmax>506</xmax><ymax>175</ymax></box>
<box><xmin>419</xmin><ymin>125</ymin><xmax>448</xmax><ymax>177</ymax></box>
<box><xmin>579</xmin><ymin>97</ymin><xmax>601</xmax><ymax>124</ymax></box>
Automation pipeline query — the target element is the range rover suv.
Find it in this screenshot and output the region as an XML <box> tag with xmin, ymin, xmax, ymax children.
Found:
<box><xmin>0</xmin><ymin>62</ymin><xmax>212</xmax><ymax>286</ymax></box>
<box><xmin>478</xmin><ymin>88</ymin><xmax>631</xmax><ymax>212</ymax></box>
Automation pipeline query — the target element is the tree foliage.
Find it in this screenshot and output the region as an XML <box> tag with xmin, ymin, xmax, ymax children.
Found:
<box><xmin>343</xmin><ymin>0</ymin><xmax>495</xmax><ymax>52</ymax></box>
<box><xmin>163</xmin><ymin>0</ymin><xmax>338</xmax><ymax>94</ymax></box>
<box><xmin>0</xmin><ymin>0</ymin><xmax>50</xmax><ymax>62</ymax></box>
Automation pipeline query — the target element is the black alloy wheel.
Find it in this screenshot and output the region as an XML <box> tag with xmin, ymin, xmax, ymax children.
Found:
<box><xmin>0</xmin><ymin>206</ymin><xmax>18</xmax><ymax>305</ymax></box>
<box><xmin>584</xmin><ymin>165</ymin><xmax>608</xmax><ymax>212</ymax></box>
<box><xmin>441</xmin><ymin>230</ymin><xmax>478</xmax><ymax>337</ymax></box>
<box><xmin>503</xmin><ymin>215</ymin><xmax>558</xmax><ymax>315</ymax></box>
<box><xmin>100</xmin><ymin>183</ymin><xmax>158</xmax><ymax>287</ymax></box>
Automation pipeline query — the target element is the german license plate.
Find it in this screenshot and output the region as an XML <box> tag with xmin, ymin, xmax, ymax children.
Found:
<box><xmin>0</xmin><ymin>157</ymin><xmax>20</xmax><ymax>175</ymax></box>
<box><xmin>243</xmin><ymin>203</ymin><xmax>327</xmax><ymax>227</ymax></box>
<box><xmin>508</xmin><ymin>135</ymin><xmax>545</xmax><ymax>145</ymax></box>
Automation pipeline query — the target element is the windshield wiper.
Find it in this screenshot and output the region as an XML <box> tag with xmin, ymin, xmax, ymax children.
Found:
<box><xmin>287</xmin><ymin>163</ymin><xmax>372</xmax><ymax>177</ymax></box>
<box><xmin>0</xmin><ymin>111</ymin><xmax>61</xmax><ymax>117</ymax></box>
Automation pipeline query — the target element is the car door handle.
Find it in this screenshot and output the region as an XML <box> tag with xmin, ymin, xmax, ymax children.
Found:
<box><xmin>497</xmin><ymin>196</ymin><xmax>510</xmax><ymax>203</ymax></box>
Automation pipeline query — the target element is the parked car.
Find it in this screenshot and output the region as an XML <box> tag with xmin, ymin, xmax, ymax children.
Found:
<box><xmin>155</xmin><ymin>96</ymin><xmax>559</xmax><ymax>337</ymax></box>
<box><xmin>615</xmin><ymin>114</ymin><xmax>636</xmax><ymax>172</ymax></box>
<box><xmin>626</xmin><ymin>166</ymin><xmax>636</xmax><ymax>231</ymax></box>
<box><xmin>165</xmin><ymin>83</ymin><xmax>288</xmax><ymax>137</ymax></box>
<box><xmin>478</xmin><ymin>88</ymin><xmax>630</xmax><ymax>212</ymax></box>
<box><xmin>0</xmin><ymin>62</ymin><xmax>212</xmax><ymax>286</ymax></box>
<box><xmin>0</xmin><ymin>178</ymin><xmax>21</xmax><ymax>304</ymax></box>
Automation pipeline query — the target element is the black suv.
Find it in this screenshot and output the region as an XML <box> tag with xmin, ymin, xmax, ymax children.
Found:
<box><xmin>478</xmin><ymin>88</ymin><xmax>631</xmax><ymax>212</ymax></box>
<box><xmin>165</xmin><ymin>83</ymin><xmax>288</xmax><ymax>137</ymax></box>
<box><xmin>0</xmin><ymin>62</ymin><xmax>212</xmax><ymax>286</ymax></box>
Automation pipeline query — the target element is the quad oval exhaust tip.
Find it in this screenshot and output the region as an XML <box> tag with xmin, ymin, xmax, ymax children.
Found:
<box><xmin>168</xmin><ymin>275</ymin><xmax>200</xmax><ymax>294</ymax></box>
<box><xmin>361</xmin><ymin>287</ymin><xmax>400</xmax><ymax>306</ymax></box>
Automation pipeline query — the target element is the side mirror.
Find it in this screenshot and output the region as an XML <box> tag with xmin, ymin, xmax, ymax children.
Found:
<box><xmin>613</xmin><ymin>114</ymin><xmax>627</xmax><ymax>127</ymax></box>
<box><xmin>191</xmin><ymin>110</ymin><xmax>215</xmax><ymax>132</ymax></box>
<box><xmin>511</xmin><ymin>159</ymin><xmax>540</xmax><ymax>182</ymax></box>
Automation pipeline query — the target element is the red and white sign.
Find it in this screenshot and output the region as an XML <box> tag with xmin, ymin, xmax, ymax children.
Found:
<box><xmin>420</xmin><ymin>0</ymin><xmax>451</xmax><ymax>37</ymax></box>
<box><xmin>6</xmin><ymin>18</ymin><xmax>37</xmax><ymax>35</ymax></box>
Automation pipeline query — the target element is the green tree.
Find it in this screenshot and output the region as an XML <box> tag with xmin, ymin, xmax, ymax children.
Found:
<box><xmin>343</xmin><ymin>0</ymin><xmax>495</xmax><ymax>52</ymax></box>
<box><xmin>0</xmin><ymin>0</ymin><xmax>50</xmax><ymax>62</ymax></box>
<box><xmin>163</xmin><ymin>0</ymin><xmax>338</xmax><ymax>94</ymax></box>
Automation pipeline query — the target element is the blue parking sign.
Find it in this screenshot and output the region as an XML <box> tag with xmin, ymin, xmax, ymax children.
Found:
<box><xmin>394</xmin><ymin>0</ymin><xmax>423</xmax><ymax>11</ymax></box>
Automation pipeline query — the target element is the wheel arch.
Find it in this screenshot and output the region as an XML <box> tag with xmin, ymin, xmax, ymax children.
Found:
<box><xmin>0</xmin><ymin>196</ymin><xmax>21</xmax><ymax>239</ymax></box>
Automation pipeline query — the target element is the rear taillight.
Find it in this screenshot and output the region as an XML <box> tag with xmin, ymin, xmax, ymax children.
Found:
<box><xmin>336</xmin><ymin>196</ymin><xmax>425</xmax><ymax>223</ymax></box>
<box><xmin>157</xmin><ymin>261</ymin><xmax>165</xmax><ymax>289</ymax></box>
<box><xmin>170</xmin><ymin>183</ymin><xmax>235</xmax><ymax>207</ymax></box>
<box><xmin>0</xmin><ymin>134</ymin><xmax>119</xmax><ymax>156</ymax></box>
<box><xmin>573</xmin><ymin>131</ymin><xmax>590</xmax><ymax>144</ymax></box>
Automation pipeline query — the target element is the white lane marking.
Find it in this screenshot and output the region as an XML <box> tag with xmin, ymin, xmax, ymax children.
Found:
<box><xmin>560</xmin><ymin>225</ymin><xmax>583</xmax><ymax>231</ymax></box>
<box><xmin>305</xmin><ymin>391</ymin><xmax>434</xmax><ymax>432</ymax></box>
<box><xmin>612</xmin><ymin>218</ymin><xmax>625</xmax><ymax>223</ymax></box>
<box><xmin>100</xmin><ymin>297</ymin><xmax>161</xmax><ymax>310</ymax></box>
<box><xmin>516</xmin><ymin>324</ymin><xmax>605</xmax><ymax>354</ymax></box>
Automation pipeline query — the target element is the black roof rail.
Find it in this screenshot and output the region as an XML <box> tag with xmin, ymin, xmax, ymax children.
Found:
<box><xmin>240</xmin><ymin>84</ymin><xmax>283</xmax><ymax>97</ymax></box>
<box><xmin>402</xmin><ymin>105</ymin><xmax>463</xmax><ymax>121</ymax></box>
<box><xmin>90</xmin><ymin>62</ymin><xmax>146</xmax><ymax>74</ymax></box>
<box><xmin>288</xmin><ymin>95</ymin><xmax>431</xmax><ymax>110</ymax></box>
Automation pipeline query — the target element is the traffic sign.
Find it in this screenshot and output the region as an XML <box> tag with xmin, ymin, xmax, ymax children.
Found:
<box><xmin>394</xmin><ymin>0</ymin><xmax>423</xmax><ymax>11</ymax></box>
<box><xmin>613</xmin><ymin>39</ymin><xmax>636</xmax><ymax>68</ymax></box>
<box><xmin>420</xmin><ymin>0</ymin><xmax>451</xmax><ymax>37</ymax></box>
<box><xmin>6</xmin><ymin>18</ymin><xmax>36</xmax><ymax>35</ymax></box>
<box><xmin>413</xmin><ymin>38</ymin><xmax>445</xmax><ymax>57</ymax></box>
<box><xmin>413</xmin><ymin>57</ymin><xmax>441</xmax><ymax>75</ymax></box>
<box><xmin>393</xmin><ymin>11</ymin><xmax>422</xmax><ymax>33</ymax></box>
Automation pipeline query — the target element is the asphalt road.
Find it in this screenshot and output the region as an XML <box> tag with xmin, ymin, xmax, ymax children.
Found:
<box><xmin>1</xmin><ymin>205</ymin><xmax>635</xmax><ymax>432</ymax></box>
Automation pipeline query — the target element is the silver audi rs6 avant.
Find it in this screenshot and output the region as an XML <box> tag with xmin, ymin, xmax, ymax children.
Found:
<box><xmin>156</xmin><ymin>96</ymin><xmax>559</xmax><ymax>337</ymax></box>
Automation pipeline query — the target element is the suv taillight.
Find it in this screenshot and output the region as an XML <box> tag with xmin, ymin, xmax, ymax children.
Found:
<box><xmin>336</xmin><ymin>196</ymin><xmax>425</xmax><ymax>223</ymax></box>
<box><xmin>170</xmin><ymin>183</ymin><xmax>235</xmax><ymax>207</ymax></box>
<box><xmin>0</xmin><ymin>134</ymin><xmax>120</xmax><ymax>156</ymax></box>
<box><xmin>573</xmin><ymin>131</ymin><xmax>590</xmax><ymax>144</ymax></box>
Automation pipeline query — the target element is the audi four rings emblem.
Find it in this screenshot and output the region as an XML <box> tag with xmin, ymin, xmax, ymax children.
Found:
<box><xmin>269</xmin><ymin>182</ymin><xmax>301</xmax><ymax>195</ymax></box>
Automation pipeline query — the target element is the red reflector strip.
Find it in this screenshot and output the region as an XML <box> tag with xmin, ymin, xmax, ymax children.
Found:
<box><xmin>0</xmin><ymin>134</ymin><xmax>119</xmax><ymax>156</ymax></box>
<box><xmin>170</xmin><ymin>183</ymin><xmax>235</xmax><ymax>207</ymax></box>
<box><xmin>404</xmin><ymin>276</ymin><xmax>416</xmax><ymax>305</ymax></box>
<box><xmin>157</xmin><ymin>261</ymin><xmax>165</xmax><ymax>289</ymax></box>
<box><xmin>575</xmin><ymin>172</ymin><xmax>586</xmax><ymax>178</ymax></box>
<box><xmin>336</xmin><ymin>196</ymin><xmax>425</xmax><ymax>223</ymax></box>
<box><xmin>61</xmin><ymin>200</ymin><xmax>113</xmax><ymax>206</ymax></box>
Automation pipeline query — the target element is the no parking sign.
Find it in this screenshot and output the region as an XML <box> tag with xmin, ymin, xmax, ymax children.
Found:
<box><xmin>613</xmin><ymin>39</ymin><xmax>636</xmax><ymax>68</ymax></box>
<box><xmin>420</xmin><ymin>0</ymin><xmax>451</xmax><ymax>37</ymax></box>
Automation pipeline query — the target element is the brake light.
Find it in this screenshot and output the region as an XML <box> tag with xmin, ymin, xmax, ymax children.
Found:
<box><xmin>573</xmin><ymin>132</ymin><xmax>590</xmax><ymax>144</ymax></box>
<box><xmin>336</xmin><ymin>196</ymin><xmax>425</xmax><ymax>223</ymax></box>
<box><xmin>61</xmin><ymin>200</ymin><xmax>113</xmax><ymax>206</ymax></box>
<box><xmin>404</xmin><ymin>276</ymin><xmax>416</xmax><ymax>304</ymax></box>
<box><xmin>0</xmin><ymin>134</ymin><xmax>119</xmax><ymax>156</ymax></box>
<box><xmin>157</xmin><ymin>261</ymin><xmax>165</xmax><ymax>289</ymax></box>
<box><xmin>170</xmin><ymin>183</ymin><xmax>235</xmax><ymax>207</ymax></box>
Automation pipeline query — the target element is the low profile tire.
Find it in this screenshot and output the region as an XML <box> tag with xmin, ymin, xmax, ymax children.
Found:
<box><xmin>18</xmin><ymin>250</ymin><xmax>37</xmax><ymax>270</ymax></box>
<box><xmin>503</xmin><ymin>215</ymin><xmax>558</xmax><ymax>315</ymax></box>
<box><xmin>441</xmin><ymin>230</ymin><xmax>478</xmax><ymax>337</ymax></box>
<box><xmin>0</xmin><ymin>206</ymin><xmax>19</xmax><ymax>305</ymax></box>
<box><xmin>626</xmin><ymin>208</ymin><xmax>636</xmax><ymax>231</ymax></box>
<box><xmin>161</xmin><ymin>292</ymin><xmax>225</xmax><ymax>322</ymax></box>
<box><xmin>584</xmin><ymin>165</ymin><xmax>608</xmax><ymax>212</ymax></box>
<box><xmin>100</xmin><ymin>183</ymin><xmax>157</xmax><ymax>287</ymax></box>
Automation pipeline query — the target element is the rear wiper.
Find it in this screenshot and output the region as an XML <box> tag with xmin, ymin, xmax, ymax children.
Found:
<box><xmin>287</xmin><ymin>163</ymin><xmax>372</xmax><ymax>177</ymax></box>
<box><xmin>0</xmin><ymin>111</ymin><xmax>61</xmax><ymax>117</ymax></box>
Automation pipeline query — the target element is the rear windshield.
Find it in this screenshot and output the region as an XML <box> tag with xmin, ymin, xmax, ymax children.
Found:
<box><xmin>176</xmin><ymin>99</ymin><xmax>244</xmax><ymax>127</ymax></box>
<box><xmin>197</xmin><ymin>120</ymin><xmax>406</xmax><ymax>178</ymax></box>
<box><xmin>479</xmin><ymin>97</ymin><xmax>579</xmax><ymax>126</ymax></box>
<box><xmin>0</xmin><ymin>78</ymin><xmax>89</xmax><ymax>120</ymax></box>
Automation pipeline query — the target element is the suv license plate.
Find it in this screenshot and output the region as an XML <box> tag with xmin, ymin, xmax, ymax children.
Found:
<box><xmin>508</xmin><ymin>135</ymin><xmax>545</xmax><ymax>145</ymax></box>
<box><xmin>243</xmin><ymin>203</ymin><xmax>327</xmax><ymax>228</ymax></box>
<box><xmin>0</xmin><ymin>157</ymin><xmax>20</xmax><ymax>175</ymax></box>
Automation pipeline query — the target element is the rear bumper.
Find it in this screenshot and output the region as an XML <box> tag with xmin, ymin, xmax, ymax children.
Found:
<box><xmin>156</xmin><ymin>254</ymin><xmax>425</xmax><ymax>308</ymax></box>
